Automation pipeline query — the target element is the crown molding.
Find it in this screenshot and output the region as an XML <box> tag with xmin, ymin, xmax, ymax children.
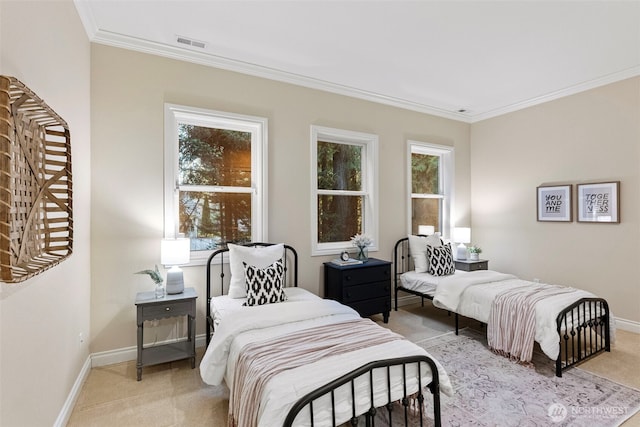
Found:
<box><xmin>469</xmin><ymin>66</ymin><xmax>640</xmax><ymax>122</ymax></box>
<box><xmin>91</xmin><ymin>28</ymin><xmax>471</xmax><ymax>122</ymax></box>
<box><xmin>75</xmin><ymin>1</ymin><xmax>638</xmax><ymax>125</ymax></box>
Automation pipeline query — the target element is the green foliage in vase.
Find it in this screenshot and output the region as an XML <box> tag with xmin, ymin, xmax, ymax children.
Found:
<box><xmin>135</xmin><ymin>265</ymin><xmax>163</xmax><ymax>284</ymax></box>
<box><xmin>468</xmin><ymin>246</ymin><xmax>482</xmax><ymax>254</ymax></box>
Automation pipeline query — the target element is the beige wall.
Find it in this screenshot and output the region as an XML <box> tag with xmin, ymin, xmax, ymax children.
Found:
<box><xmin>0</xmin><ymin>1</ymin><xmax>91</xmax><ymax>426</ymax></box>
<box><xmin>90</xmin><ymin>44</ymin><xmax>471</xmax><ymax>353</ymax></box>
<box><xmin>2</xmin><ymin>4</ymin><xmax>634</xmax><ymax>421</ymax></box>
<box><xmin>471</xmin><ymin>77</ymin><xmax>640</xmax><ymax>323</ymax></box>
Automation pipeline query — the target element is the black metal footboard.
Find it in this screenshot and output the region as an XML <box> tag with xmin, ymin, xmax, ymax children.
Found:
<box><xmin>283</xmin><ymin>355</ymin><xmax>441</xmax><ymax>427</ymax></box>
<box><xmin>555</xmin><ymin>297</ymin><xmax>611</xmax><ymax>377</ymax></box>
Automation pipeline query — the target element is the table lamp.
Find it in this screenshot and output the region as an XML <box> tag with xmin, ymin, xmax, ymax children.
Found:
<box><xmin>161</xmin><ymin>238</ymin><xmax>190</xmax><ymax>294</ymax></box>
<box><xmin>453</xmin><ymin>227</ymin><xmax>471</xmax><ymax>260</ymax></box>
<box><xmin>418</xmin><ymin>225</ymin><xmax>435</xmax><ymax>235</ymax></box>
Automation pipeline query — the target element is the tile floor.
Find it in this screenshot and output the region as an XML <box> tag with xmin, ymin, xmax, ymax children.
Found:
<box><xmin>67</xmin><ymin>303</ymin><xmax>640</xmax><ymax>426</ymax></box>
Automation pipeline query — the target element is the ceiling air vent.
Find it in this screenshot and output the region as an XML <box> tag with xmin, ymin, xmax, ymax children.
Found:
<box><xmin>176</xmin><ymin>36</ymin><xmax>206</xmax><ymax>49</ymax></box>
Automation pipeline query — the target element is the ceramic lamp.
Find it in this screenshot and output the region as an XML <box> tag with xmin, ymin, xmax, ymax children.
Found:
<box><xmin>418</xmin><ymin>225</ymin><xmax>435</xmax><ymax>235</ymax></box>
<box><xmin>161</xmin><ymin>238</ymin><xmax>190</xmax><ymax>294</ymax></box>
<box><xmin>453</xmin><ymin>227</ymin><xmax>471</xmax><ymax>260</ymax></box>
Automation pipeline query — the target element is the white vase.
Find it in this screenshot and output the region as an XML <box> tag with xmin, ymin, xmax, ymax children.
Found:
<box><xmin>469</xmin><ymin>253</ymin><xmax>479</xmax><ymax>261</ymax></box>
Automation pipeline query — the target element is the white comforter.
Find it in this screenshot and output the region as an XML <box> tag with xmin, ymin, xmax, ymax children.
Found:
<box><xmin>200</xmin><ymin>298</ymin><xmax>453</xmax><ymax>427</ymax></box>
<box><xmin>431</xmin><ymin>270</ymin><xmax>614</xmax><ymax>360</ymax></box>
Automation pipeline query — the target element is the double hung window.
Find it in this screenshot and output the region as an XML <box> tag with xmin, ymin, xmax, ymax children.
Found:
<box><xmin>311</xmin><ymin>126</ymin><xmax>378</xmax><ymax>255</ymax></box>
<box><xmin>408</xmin><ymin>141</ymin><xmax>453</xmax><ymax>237</ymax></box>
<box><xmin>164</xmin><ymin>104</ymin><xmax>267</xmax><ymax>262</ymax></box>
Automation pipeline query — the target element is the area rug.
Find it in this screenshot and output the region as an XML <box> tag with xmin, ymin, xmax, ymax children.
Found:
<box><xmin>414</xmin><ymin>329</ymin><xmax>640</xmax><ymax>426</ymax></box>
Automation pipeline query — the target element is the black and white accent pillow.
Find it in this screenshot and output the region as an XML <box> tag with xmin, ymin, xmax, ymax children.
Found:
<box><xmin>242</xmin><ymin>259</ymin><xmax>287</xmax><ymax>306</ymax></box>
<box><xmin>426</xmin><ymin>243</ymin><xmax>455</xmax><ymax>276</ymax></box>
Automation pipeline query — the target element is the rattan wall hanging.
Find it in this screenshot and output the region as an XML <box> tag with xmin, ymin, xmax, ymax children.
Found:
<box><xmin>0</xmin><ymin>75</ymin><xmax>73</xmax><ymax>283</ymax></box>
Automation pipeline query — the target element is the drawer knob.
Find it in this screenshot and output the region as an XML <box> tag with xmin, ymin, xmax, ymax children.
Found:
<box><xmin>345</xmin><ymin>275</ymin><xmax>351</xmax><ymax>281</ymax></box>
<box><xmin>165</xmin><ymin>307</ymin><xmax>171</xmax><ymax>311</ymax></box>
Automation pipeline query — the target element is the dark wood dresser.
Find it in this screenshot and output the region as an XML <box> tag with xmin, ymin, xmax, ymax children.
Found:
<box><xmin>324</xmin><ymin>258</ymin><xmax>392</xmax><ymax>323</ymax></box>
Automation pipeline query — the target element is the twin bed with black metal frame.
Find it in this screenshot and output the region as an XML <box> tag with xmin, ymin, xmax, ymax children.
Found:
<box><xmin>393</xmin><ymin>236</ymin><xmax>612</xmax><ymax>377</ymax></box>
<box><xmin>201</xmin><ymin>242</ymin><xmax>451</xmax><ymax>426</ymax></box>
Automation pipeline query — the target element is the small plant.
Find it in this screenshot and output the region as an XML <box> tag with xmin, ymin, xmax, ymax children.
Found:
<box><xmin>350</xmin><ymin>234</ymin><xmax>373</xmax><ymax>248</ymax></box>
<box><xmin>468</xmin><ymin>245</ymin><xmax>482</xmax><ymax>254</ymax></box>
<box><xmin>135</xmin><ymin>265</ymin><xmax>163</xmax><ymax>284</ymax></box>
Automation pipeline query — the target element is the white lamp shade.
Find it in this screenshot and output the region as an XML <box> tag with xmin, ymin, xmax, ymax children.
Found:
<box><xmin>453</xmin><ymin>227</ymin><xmax>471</xmax><ymax>244</ymax></box>
<box><xmin>418</xmin><ymin>225</ymin><xmax>435</xmax><ymax>235</ymax></box>
<box><xmin>161</xmin><ymin>238</ymin><xmax>191</xmax><ymax>266</ymax></box>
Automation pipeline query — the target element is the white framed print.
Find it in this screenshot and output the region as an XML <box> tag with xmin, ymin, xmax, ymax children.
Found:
<box><xmin>577</xmin><ymin>181</ymin><xmax>620</xmax><ymax>223</ymax></box>
<box><xmin>537</xmin><ymin>185</ymin><xmax>572</xmax><ymax>222</ymax></box>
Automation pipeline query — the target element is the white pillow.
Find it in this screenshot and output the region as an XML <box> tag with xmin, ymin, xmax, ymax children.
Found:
<box><xmin>228</xmin><ymin>243</ymin><xmax>285</xmax><ymax>298</ymax></box>
<box><xmin>407</xmin><ymin>234</ymin><xmax>442</xmax><ymax>273</ymax></box>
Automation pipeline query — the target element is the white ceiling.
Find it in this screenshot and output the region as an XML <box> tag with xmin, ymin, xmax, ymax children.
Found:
<box><xmin>75</xmin><ymin>1</ymin><xmax>640</xmax><ymax>122</ymax></box>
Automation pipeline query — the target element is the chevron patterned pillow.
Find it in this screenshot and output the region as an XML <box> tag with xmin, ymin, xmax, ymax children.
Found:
<box><xmin>426</xmin><ymin>243</ymin><xmax>455</xmax><ymax>276</ymax></box>
<box><xmin>242</xmin><ymin>259</ymin><xmax>287</xmax><ymax>306</ymax></box>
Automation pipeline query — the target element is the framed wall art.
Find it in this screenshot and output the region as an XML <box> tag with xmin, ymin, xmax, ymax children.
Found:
<box><xmin>537</xmin><ymin>185</ymin><xmax>572</xmax><ymax>222</ymax></box>
<box><xmin>577</xmin><ymin>181</ymin><xmax>620</xmax><ymax>223</ymax></box>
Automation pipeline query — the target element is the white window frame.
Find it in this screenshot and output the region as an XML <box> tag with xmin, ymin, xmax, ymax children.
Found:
<box><xmin>164</xmin><ymin>103</ymin><xmax>268</xmax><ymax>264</ymax></box>
<box><xmin>407</xmin><ymin>141</ymin><xmax>454</xmax><ymax>239</ymax></box>
<box><xmin>311</xmin><ymin>125</ymin><xmax>379</xmax><ymax>256</ymax></box>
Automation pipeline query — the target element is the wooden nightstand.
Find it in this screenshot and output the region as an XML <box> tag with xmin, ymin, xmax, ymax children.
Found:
<box><xmin>135</xmin><ymin>287</ymin><xmax>197</xmax><ymax>381</ymax></box>
<box><xmin>324</xmin><ymin>258</ymin><xmax>392</xmax><ymax>323</ymax></box>
<box><xmin>455</xmin><ymin>259</ymin><xmax>489</xmax><ymax>272</ymax></box>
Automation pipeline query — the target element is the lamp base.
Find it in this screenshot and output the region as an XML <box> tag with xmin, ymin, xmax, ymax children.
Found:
<box><xmin>165</xmin><ymin>268</ymin><xmax>184</xmax><ymax>294</ymax></box>
<box><xmin>456</xmin><ymin>243</ymin><xmax>468</xmax><ymax>260</ymax></box>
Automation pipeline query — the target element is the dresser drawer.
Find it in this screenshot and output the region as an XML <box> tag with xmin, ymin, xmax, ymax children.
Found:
<box><xmin>342</xmin><ymin>281</ymin><xmax>390</xmax><ymax>303</ymax></box>
<box><xmin>455</xmin><ymin>260</ymin><xmax>488</xmax><ymax>272</ymax></box>
<box><xmin>349</xmin><ymin>296</ymin><xmax>391</xmax><ymax>318</ymax></box>
<box><xmin>340</xmin><ymin>265</ymin><xmax>390</xmax><ymax>287</ymax></box>
<box><xmin>323</xmin><ymin>258</ymin><xmax>392</xmax><ymax>323</ymax></box>
<box><xmin>141</xmin><ymin>300</ymin><xmax>194</xmax><ymax>320</ymax></box>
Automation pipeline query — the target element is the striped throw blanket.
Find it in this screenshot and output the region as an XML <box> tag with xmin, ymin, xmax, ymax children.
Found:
<box><xmin>229</xmin><ymin>318</ymin><xmax>404</xmax><ymax>427</ymax></box>
<box><xmin>487</xmin><ymin>283</ymin><xmax>579</xmax><ymax>363</ymax></box>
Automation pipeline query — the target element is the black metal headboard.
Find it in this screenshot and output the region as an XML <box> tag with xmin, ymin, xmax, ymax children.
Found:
<box><xmin>394</xmin><ymin>235</ymin><xmax>437</xmax><ymax>310</ymax></box>
<box><xmin>205</xmin><ymin>242</ymin><xmax>298</xmax><ymax>346</ymax></box>
<box><xmin>393</xmin><ymin>237</ymin><xmax>413</xmax><ymax>279</ymax></box>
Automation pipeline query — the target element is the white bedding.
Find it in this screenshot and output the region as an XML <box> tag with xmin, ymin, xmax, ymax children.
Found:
<box><xmin>200</xmin><ymin>296</ymin><xmax>453</xmax><ymax>427</ymax></box>
<box><xmin>210</xmin><ymin>287</ymin><xmax>320</xmax><ymax>326</ymax></box>
<box><xmin>402</xmin><ymin>270</ymin><xmax>615</xmax><ymax>360</ymax></box>
<box><xmin>400</xmin><ymin>269</ymin><xmax>469</xmax><ymax>296</ymax></box>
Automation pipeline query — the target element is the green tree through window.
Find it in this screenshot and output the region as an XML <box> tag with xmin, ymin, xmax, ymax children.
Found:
<box><xmin>317</xmin><ymin>141</ymin><xmax>362</xmax><ymax>242</ymax></box>
<box><xmin>408</xmin><ymin>142</ymin><xmax>453</xmax><ymax>237</ymax></box>
<box><xmin>165</xmin><ymin>104</ymin><xmax>267</xmax><ymax>260</ymax></box>
<box><xmin>178</xmin><ymin>125</ymin><xmax>252</xmax><ymax>247</ymax></box>
<box><xmin>311</xmin><ymin>125</ymin><xmax>378</xmax><ymax>256</ymax></box>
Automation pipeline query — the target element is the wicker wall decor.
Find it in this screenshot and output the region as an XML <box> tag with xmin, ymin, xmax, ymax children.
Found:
<box><xmin>0</xmin><ymin>76</ymin><xmax>73</xmax><ymax>283</ymax></box>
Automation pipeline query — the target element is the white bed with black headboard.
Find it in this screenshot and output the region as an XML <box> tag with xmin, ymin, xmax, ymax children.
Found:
<box><xmin>200</xmin><ymin>242</ymin><xmax>453</xmax><ymax>427</ymax></box>
<box><xmin>394</xmin><ymin>235</ymin><xmax>614</xmax><ymax>377</ymax></box>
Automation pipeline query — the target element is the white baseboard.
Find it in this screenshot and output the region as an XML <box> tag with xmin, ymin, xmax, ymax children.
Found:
<box><xmin>613</xmin><ymin>317</ymin><xmax>640</xmax><ymax>334</ymax></box>
<box><xmin>395</xmin><ymin>294</ymin><xmax>423</xmax><ymax>307</ymax></box>
<box><xmin>55</xmin><ymin>335</ymin><xmax>207</xmax><ymax>425</ymax></box>
<box><xmin>54</xmin><ymin>355</ymin><xmax>91</xmax><ymax>427</ymax></box>
<box><xmin>91</xmin><ymin>334</ymin><xmax>208</xmax><ymax>367</ymax></box>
